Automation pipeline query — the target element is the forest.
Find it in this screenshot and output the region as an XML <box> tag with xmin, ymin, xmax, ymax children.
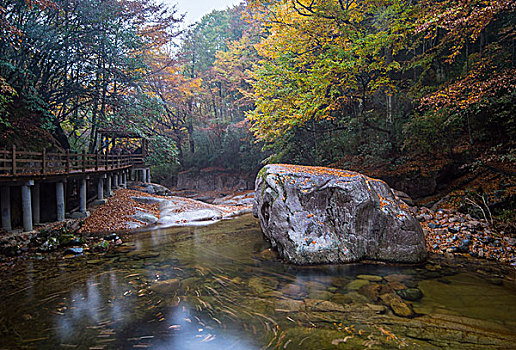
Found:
<box><xmin>0</xmin><ymin>0</ymin><xmax>514</xmax><ymax>213</ymax></box>
<box><xmin>1</xmin><ymin>1</ymin><xmax>516</xmax><ymax>348</ymax></box>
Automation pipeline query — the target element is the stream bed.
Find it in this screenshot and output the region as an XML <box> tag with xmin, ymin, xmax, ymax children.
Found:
<box><xmin>1</xmin><ymin>215</ymin><xmax>515</xmax><ymax>349</ymax></box>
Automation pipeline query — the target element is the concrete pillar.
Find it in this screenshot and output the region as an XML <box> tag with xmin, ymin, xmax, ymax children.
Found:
<box><xmin>147</xmin><ymin>168</ymin><xmax>151</xmax><ymax>183</ymax></box>
<box><xmin>98</xmin><ymin>177</ymin><xmax>104</xmax><ymax>200</ymax></box>
<box><xmin>56</xmin><ymin>181</ymin><xmax>65</xmax><ymax>221</ymax></box>
<box><xmin>114</xmin><ymin>173</ymin><xmax>119</xmax><ymax>188</ymax></box>
<box><xmin>80</xmin><ymin>178</ymin><xmax>87</xmax><ymax>213</ymax></box>
<box><xmin>141</xmin><ymin>169</ymin><xmax>146</xmax><ymax>183</ymax></box>
<box><xmin>1</xmin><ymin>186</ymin><xmax>11</xmax><ymax>231</ymax></box>
<box><xmin>118</xmin><ymin>173</ymin><xmax>123</xmax><ymax>188</ymax></box>
<box><xmin>122</xmin><ymin>172</ymin><xmax>127</xmax><ymax>188</ymax></box>
<box><xmin>107</xmin><ymin>175</ymin><xmax>112</xmax><ymax>196</ymax></box>
<box><xmin>21</xmin><ymin>181</ymin><xmax>33</xmax><ymax>232</ymax></box>
<box><xmin>32</xmin><ymin>183</ymin><xmax>40</xmax><ymax>225</ymax></box>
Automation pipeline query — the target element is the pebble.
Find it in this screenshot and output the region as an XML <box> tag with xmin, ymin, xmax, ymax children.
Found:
<box><xmin>64</xmin><ymin>247</ymin><xmax>84</xmax><ymax>255</ymax></box>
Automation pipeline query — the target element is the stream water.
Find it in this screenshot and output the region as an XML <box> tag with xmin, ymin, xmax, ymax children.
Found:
<box><xmin>1</xmin><ymin>215</ymin><xmax>515</xmax><ymax>349</ymax></box>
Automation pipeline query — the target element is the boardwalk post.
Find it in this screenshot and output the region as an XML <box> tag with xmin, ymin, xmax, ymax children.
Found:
<box><xmin>118</xmin><ymin>173</ymin><xmax>123</xmax><ymax>188</ymax></box>
<box><xmin>11</xmin><ymin>145</ymin><xmax>16</xmax><ymax>175</ymax></box>
<box><xmin>98</xmin><ymin>176</ymin><xmax>104</xmax><ymax>200</ymax></box>
<box><xmin>114</xmin><ymin>172</ymin><xmax>119</xmax><ymax>188</ymax></box>
<box><xmin>21</xmin><ymin>180</ymin><xmax>34</xmax><ymax>232</ymax></box>
<box><xmin>1</xmin><ymin>186</ymin><xmax>11</xmax><ymax>231</ymax></box>
<box><xmin>32</xmin><ymin>182</ymin><xmax>40</xmax><ymax>225</ymax></box>
<box><xmin>147</xmin><ymin>168</ymin><xmax>151</xmax><ymax>183</ymax></box>
<box><xmin>41</xmin><ymin>148</ymin><xmax>46</xmax><ymax>175</ymax></box>
<box><xmin>56</xmin><ymin>181</ymin><xmax>65</xmax><ymax>221</ymax></box>
<box><xmin>107</xmin><ymin>175</ymin><xmax>112</xmax><ymax>196</ymax></box>
<box><xmin>80</xmin><ymin>178</ymin><xmax>87</xmax><ymax>213</ymax></box>
<box><xmin>123</xmin><ymin>171</ymin><xmax>127</xmax><ymax>188</ymax></box>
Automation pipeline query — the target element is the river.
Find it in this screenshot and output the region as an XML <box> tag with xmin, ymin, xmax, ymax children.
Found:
<box><xmin>1</xmin><ymin>215</ymin><xmax>515</xmax><ymax>349</ymax></box>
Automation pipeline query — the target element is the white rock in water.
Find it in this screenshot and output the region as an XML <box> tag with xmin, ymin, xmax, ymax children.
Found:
<box><xmin>131</xmin><ymin>211</ymin><xmax>158</xmax><ymax>224</ymax></box>
<box><xmin>254</xmin><ymin>164</ymin><xmax>426</xmax><ymax>264</ymax></box>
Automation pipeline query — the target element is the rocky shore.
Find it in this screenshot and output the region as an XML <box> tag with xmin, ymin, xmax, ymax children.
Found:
<box><xmin>0</xmin><ymin>184</ymin><xmax>252</xmax><ymax>264</ymax></box>
<box><xmin>418</xmin><ymin>207</ymin><xmax>516</xmax><ymax>266</ymax></box>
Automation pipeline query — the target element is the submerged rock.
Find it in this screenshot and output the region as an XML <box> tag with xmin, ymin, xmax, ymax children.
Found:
<box><xmin>380</xmin><ymin>293</ymin><xmax>415</xmax><ymax>317</ymax></box>
<box><xmin>357</xmin><ymin>274</ymin><xmax>383</xmax><ymax>282</ymax></box>
<box><xmin>149</xmin><ymin>278</ymin><xmax>180</xmax><ymax>295</ymax></box>
<box><xmin>248</xmin><ymin>276</ymin><xmax>279</xmax><ymax>294</ymax></box>
<box><xmin>396</xmin><ymin>288</ymin><xmax>423</xmax><ymax>301</ymax></box>
<box><xmin>254</xmin><ymin>164</ymin><xmax>426</xmax><ymax>264</ymax></box>
<box><xmin>346</xmin><ymin>279</ymin><xmax>370</xmax><ymax>291</ymax></box>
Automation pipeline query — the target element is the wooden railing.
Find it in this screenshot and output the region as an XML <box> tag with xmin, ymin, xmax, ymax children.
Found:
<box><xmin>0</xmin><ymin>146</ymin><xmax>145</xmax><ymax>177</ymax></box>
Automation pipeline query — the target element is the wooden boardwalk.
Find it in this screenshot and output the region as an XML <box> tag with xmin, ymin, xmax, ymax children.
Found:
<box><xmin>0</xmin><ymin>146</ymin><xmax>151</xmax><ymax>232</ymax></box>
<box><xmin>0</xmin><ymin>146</ymin><xmax>144</xmax><ymax>182</ymax></box>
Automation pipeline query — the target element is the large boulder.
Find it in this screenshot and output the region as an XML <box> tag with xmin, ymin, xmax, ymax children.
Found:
<box><xmin>254</xmin><ymin>164</ymin><xmax>426</xmax><ymax>264</ymax></box>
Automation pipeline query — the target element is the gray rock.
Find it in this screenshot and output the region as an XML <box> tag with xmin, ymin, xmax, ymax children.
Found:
<box><xmin>70</xmin><ymin>211</ymin><xmax>90</xmax><ymax>219</ymax></box>
<box><xmin>254</xmin><ymin>164</ymin><xmax>426</xmax><ymax>264</ymax></box>
<box><xmin>65</xmin><ymin>247</ymin><xmax>84</xmax><ymax>255</ymax></box>
<box><xmin>137</xmin><ymin>183</ymin><xmax>173</xmax><ymax>196</ymax></box>
<box><xmin>125</xmin><ymin>221</ymin><xmax>143</xmax><ymax>229</ymax></box>
<box><xmin>131</xmin><ymin>211</ymin><xmax>158</xmax><ymax>225</ymax></box>
<box><xmin>158</xmin><ymin>208</ymin><xmax>223</xmax><ymax>226</ymax></box>
<box><xmin>39</xmin><ymin>237</ymin><xmax>59</xmax><ymax>252</ymax></box>
<box><xmin>213</xmin><ymin>193</ymin><xmax>255</xmax><ymax>206</ymax></box>
<box><xmin>131</xmin><ymin>196</ymin><xmax>166</xmax><ymax>205</ymax></box>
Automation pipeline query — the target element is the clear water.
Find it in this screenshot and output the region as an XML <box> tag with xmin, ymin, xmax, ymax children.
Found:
<box><xmin>1</xmin><ymin>215</ymin><xmax>515</xmax><ymax>349</ymax></box>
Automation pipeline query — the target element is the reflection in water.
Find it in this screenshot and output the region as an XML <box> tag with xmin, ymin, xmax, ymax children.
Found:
<box><xmin>0</xmin><ymin>215</ymin><xmax>515</xmax><ymax>349</ymax></box>
<box><xmin>154</xmin><ymin>304</ymin><xmax>259</xmax><ymax>350</ymax></box>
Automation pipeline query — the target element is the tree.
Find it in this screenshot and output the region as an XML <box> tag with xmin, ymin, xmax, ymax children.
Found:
<box><xmin>0</xmin><ymin>0</ymin><xmax>182</xmax><ymax>153</ymax></box>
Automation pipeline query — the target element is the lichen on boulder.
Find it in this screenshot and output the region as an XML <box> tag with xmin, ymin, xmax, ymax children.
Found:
<box><xmin>254</xmin><ymin>164</ymin><xmax>426</xmax><ymax>264</ymax></box>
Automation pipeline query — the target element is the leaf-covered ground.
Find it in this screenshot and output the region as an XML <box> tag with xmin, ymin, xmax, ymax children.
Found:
<box><xmin>78</xmin><ymin>189</ymin><xmax>162</xmax><ymax>234</ymax></box>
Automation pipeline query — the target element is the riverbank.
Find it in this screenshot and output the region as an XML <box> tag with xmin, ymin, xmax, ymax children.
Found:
<box><xmin>419</xmin><ymin>207</ymin><xmax>516</xmax><ymax>265</ymax></box>
<box><xmin>0</xmin><ymin>185</ymin><xmax>514</xmax><ymax>269</ymax></box>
